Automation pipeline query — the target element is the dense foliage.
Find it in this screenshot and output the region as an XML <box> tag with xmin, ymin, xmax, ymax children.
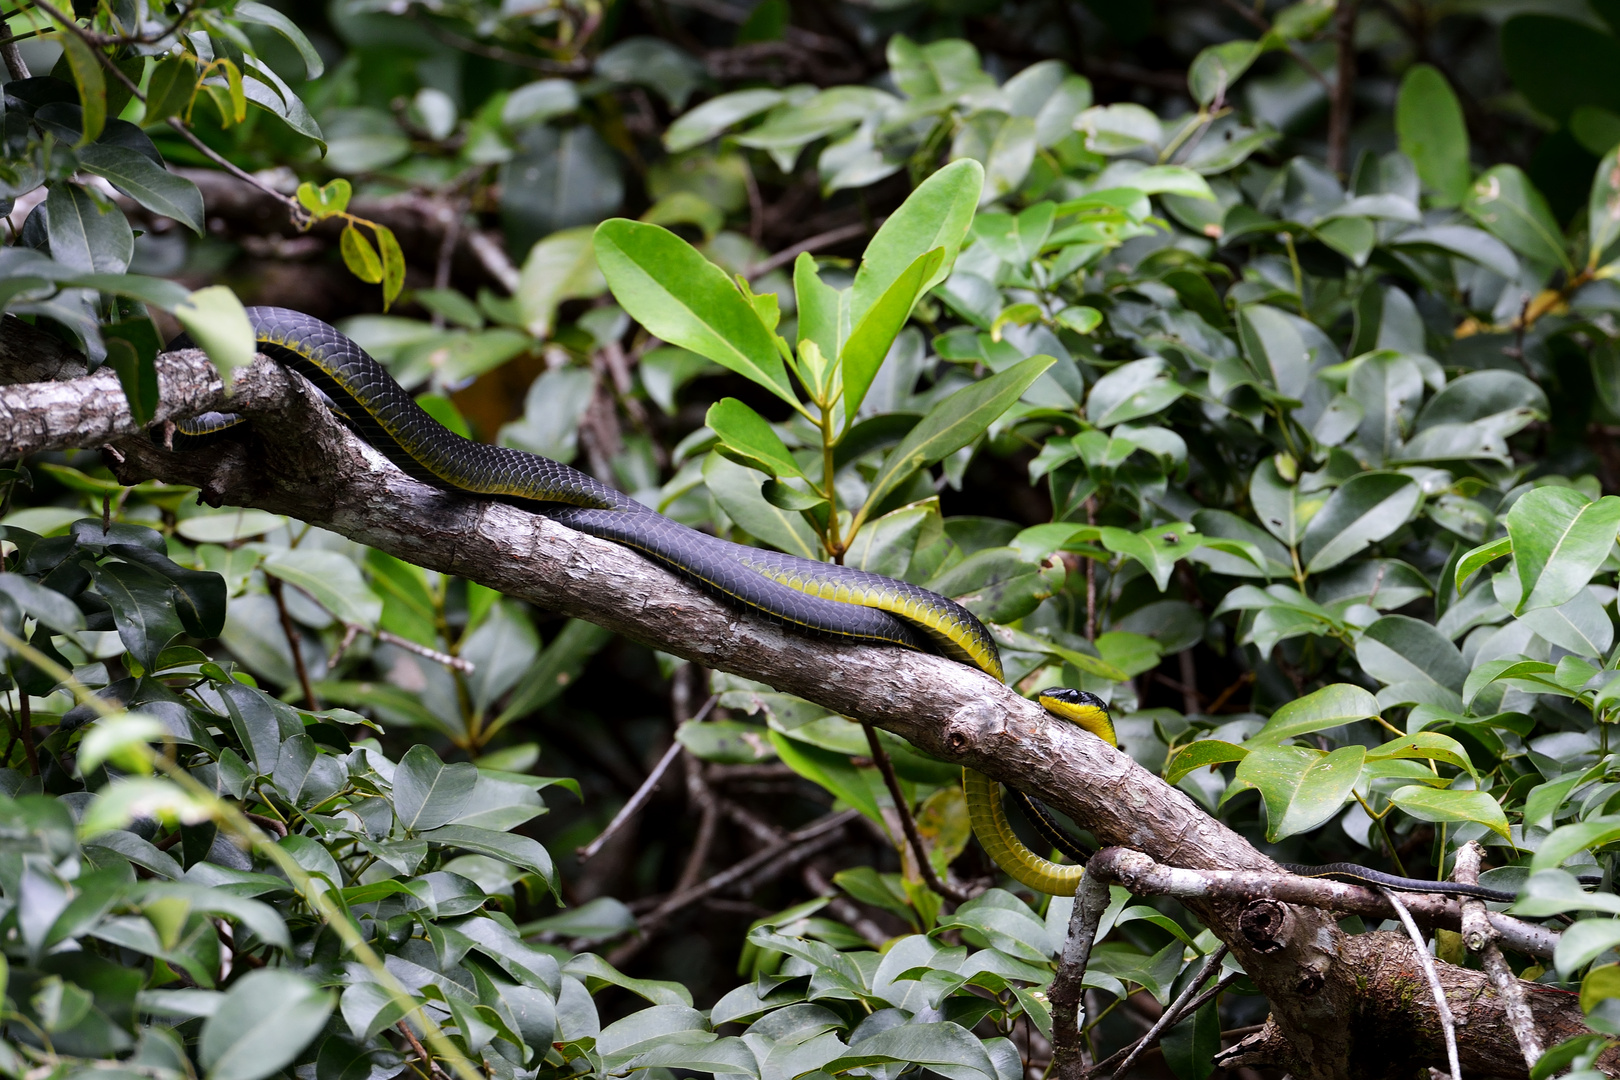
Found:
<box><xmin>15</xmin><ymin>0</ymin><xmax>1620</xmax><ymax>1075</ymax></box>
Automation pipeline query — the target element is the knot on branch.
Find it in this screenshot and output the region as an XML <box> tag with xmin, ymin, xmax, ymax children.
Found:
<box><xmin>1240</xmin><ymin>898</ymin><xmax>1292</xmax><ymax>953</ymax></box>
<box><xmin>943</xmin><ymin>699</ymin><xmax>1004</xmax><ymax>755</ymax></box>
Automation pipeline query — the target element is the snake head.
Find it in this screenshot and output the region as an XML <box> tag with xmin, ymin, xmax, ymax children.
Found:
<box><xmin>1035</xmin><ymin>688</ymin><xmax>1117</xmax><ymax>747</ymax></box>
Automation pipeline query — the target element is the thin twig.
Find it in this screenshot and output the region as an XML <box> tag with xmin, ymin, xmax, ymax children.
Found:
<box><xmin>1215</xmin><ymin>0</ymin><xmax>1332</xmax><ymax>91</ymax></box>
<box><xmin>1051</xmin><ymin>871</ymin><xmax>1113</xmax><ymax>1080</ymax></box>
<box><xmin>1381</xmin><ymin>888</ymin><xmax>1461</xmax><ymax>1080</ymax></box>
<box><xmin>1104</xmin><ymin>946</ymin><xmax>1229</xmax><ymax>1079</ymax></box>
<box><xmin>266</xmin><ymin>577</ymin><xmax>318</xmax><ymax>709</ymax></box>
<box><xmin>640</xmin><ymin>809</ymin><xmax>858</xmax><ymax>926</ymax></box>
<box><xmin>803</xmin><ymin>864</ymin><xmax>889</xmax><ymax>947</ymax></box>
<box><xmin>1084</xmin><ymin>496</ymin><xmax>1097</xmax><ymax>641</ymax></box>
<box><xmin>375</xmin><ymin>628</ymin><xmax>474</xmax><ymax>673</ymax></box>
<box><xmin>1454</xmin><ymin>841</ymin><xmax>1543</xmax><ymax>1070</ymax></box>
<box><xmin>577</xmin><ymin>694</ymin><xmax>717</xmax><ymax>860</ymax></box>
<box><xmin>396</xmin><ymin>1020</ymin><xmax>449</xmax><ymax>1080</ymax></box>
<box><xmin>1086</xmin><ymin>973</ymin><xmax>1243</xmax><ymax>1077</ymax></box>
<box><xmin>1327</xmin><ymin>0</ymin><xmax>1360</xmax><ymax>174</ymax></box>
<box><xmin>166</xmin><ymin>121</ymin><xmax>305</xmax><ymax>217</ymax></box>
<box><xmin>746</xmin><ymin>219</ymin><xmax>882</xmax><ymax>279</ymax></box>
<box><xmin>406</xmin><ymin>11</ymin><xmax>587</xmax><ymax>73</ymax></box>
<box><xmin>17</xmin><ymin>692</ymin><xmax>37</xmax><ymax>776</ymax></box>
<box><xmin>861</xmin><ymin>721</ymin><xmax>967</xmax><ymax>902</ymax></box>
<box><xmin>0</xmin><ymin>33</ymin><xmax>29</xmax><ymax>79</ymax></box>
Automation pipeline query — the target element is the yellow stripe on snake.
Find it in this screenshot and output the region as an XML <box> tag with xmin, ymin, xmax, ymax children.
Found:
<box><xmin>176</xmin><ymin>309</ymin><xmax>1548</xmax><ymax>905</ymax></box>
<box><xmin>172</xmin><ymin>307</ymin><xmax>1082</xmax><ymax>893</ymax></box>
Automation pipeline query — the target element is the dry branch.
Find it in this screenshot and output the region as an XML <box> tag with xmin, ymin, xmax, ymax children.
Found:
<box><xmin>1</xmin><ymin>327</ymin><xmax>1612</xmax><ymax>1080</ymax></box>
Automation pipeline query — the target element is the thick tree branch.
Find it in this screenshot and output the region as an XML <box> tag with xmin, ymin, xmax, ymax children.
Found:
<box><xmin>1</xmin><ymin>332</ymin><xmax>1610</xmax><ymax>1080</ymax></box>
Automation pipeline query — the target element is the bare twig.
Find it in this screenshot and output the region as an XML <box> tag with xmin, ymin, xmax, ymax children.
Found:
<box><xmin>1087</xmin><ymin>847</ymin><xmax>1560</xmax><ymax>960</ymax></box>
<box><xmin>1087</xmin><ymin>973</ymin><xmax>1243</xmax><ymax>1077</ymax></box>
<box><xmin>168</xmin><ymin>121</ymin><xmax>305</xmax><ymax>216</ymax></box>
<box><xmin>639</xmin><ymin>809</ymin><xmax>858</xmax><ymax>927</ymax></box>
<box><xmin>1105</xmin><ymin>946</ymin><xmax>1230</xmax><ymax>1079</ymax></box>
<box><xmin>375</xmin><ymin>628</ymin><xmax>474</xmax><ymax>673</ymax></box>
<box><xmin>1327</xmin><ymin>0</ymin><xmax>1360</xmax><ymax>173</ymax></box>
<box><xmin>396</xmin><ymin>1021</ymin><xmax>449</xmax><ymax>1080</ymax></box>
<box><xmin>0</xmin><ymin>34</ymin><xmax>29</xmax><ymax>79</ymax></box>
<box><xmin>1381</xmin><ymin>888</ymin><xmax>1461</xmax><ymax>1080</ymax></box>
<box><xmin>577</xmin><ymin>694</ymin><xmax>716</xmax><ymax>860</ymax></box>
<box><xmin>465</xmin><ymin>231</ymin><xmax>521</xmax><ymax>292</ymax></box>
<box><xmin>266</xmin><ymin>576</ymin><xmax>318</xmax><ymax>709</ymax></box>
<box><xmin>1215</xmin><ymin>0</ymin><xmax>1332</xmax><ymax>91</ymax></box>
<box><xmin>17</xmin><ymin>692</ymin><xmax>37</xmax><ymax>776</ymax></box>
<box><xmin>861</xmin><ymin>721</ymin><xmax>968</xmax><ymax>902</ymax></box>
<box><xmin>803</xmin><ymin>864</ymin><xmax>889</xmax><ymax>947</ymax></box>
<box><xmin>747</xmin><ymin>219</ymin><xmax>881</xmax><ymax>279</ymax></box>
<box><xmin>1455</xmin><ymin>841</ymin><xmax>1543</xmax><ymax>1070</ymax></box>
<box><xmin>1051</xmin><ymin>871</ymin><xmax>1113</xmax><ymax>1080</ymax></box>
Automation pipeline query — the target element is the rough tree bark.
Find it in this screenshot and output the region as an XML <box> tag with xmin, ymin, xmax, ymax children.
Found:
<box><xmin>0</xmin><ymin>319</ymin><xmax>1611</xmax><ymax>1080</ymax></box>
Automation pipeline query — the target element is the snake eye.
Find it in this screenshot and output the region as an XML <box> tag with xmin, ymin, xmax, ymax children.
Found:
<box><xmin>1039</xmin><ymin>687</ymin><xmax>1081</xmax><ymax>703</ymax></box>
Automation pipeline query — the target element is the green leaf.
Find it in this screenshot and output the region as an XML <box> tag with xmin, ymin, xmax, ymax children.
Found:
<box><xmin>88</xmin><ymin>561</ymin><xmax>184</xmax><ymax>671</ymax></box>
<box><xmin>45</xmin><ymin>182</ymin><xmax>133</xmax><ymax>275</ymax></box>
<box><xmin>235</xmin><ymin>0</ymin><xmax>324</xmax><ymax>78</ymax></box>
<box><xmin>665</xmin><ymin>88</ymin><xmax>784</xmax><ymax>152</ymax></box>
<box><xmin>1086</xmin><ymin>356</ymin><xmax>1184</xmax><ymax>428</ymax></box>
<box><xmin>340</xmin><ymin>225</ymin><xmax>383</xmax><ymax>284</ymax></box>
<box><xmin>1395</xmin><ymin>64</ymin><xmax>1471</xmax><ymax>207</ymax></box>
<box><xmin>0</xmin><ymin>572</ymin><xmax>84</xmax><ymax>636</ymax></box>
<box><xmin>199</xmin><ymin>970</ymin><xmax>333</xmax><ymax>1080</ymax></box>
<box><xmin>1591</xmin><ymin>146</ymin><xmax>1620</xmax><ymax>267</ymax></box>
<box><xmin>1188</xmin><ymin>39</ymin><xmax>1261</xmax><ymax>106</ymax></box>
<box><xmin>1366</xmin><ymin>732</ymin><xmax>1477</xmax><ymax>781</ymax></box>
<box><xmin>419</xmin><ymin>825</ymin><xmax>557</xmax><ymax>892</ymax></box>
<box><xmin>827</xmin><ymin>1022</ymin><xmax>997</xmax><ymax>1080</ymax></box>
<box><xmin>296</xmin><ymin>179</ymin><xmax>351</xmax><ymax>218</ymax></box>
<box><xmin>79</xmin><ymin>144</ymin><xmax>204</xmax><ymax>236</ymax></box>
<box><xmin>849</xmin><ymin>159</ymin><xmax>983</xmax><ymax>327</ymax></box>
<box><xmin>375</xmin><ymin>226</ymin><xmax>406</xmax><ymax>310</ymax></box>
<box><xmin>1250</xmin><ymin>684</ymin><xmax>1380</xmax><ymax>745</ymax></box>
<box><xmin>516</xmin><ymin>226</ymin><xmax>605</xmax><ymax>338</ymax></box>
<box><xmin>1095</xmin><ymin>522</ymin><xmax>1199</xmax><ymax>592</ymax></box>
<box><xmin>1388</xmin><ymin>785</ymin><xmax>1511</xmax><ymax>840</ymax></box>
<box><xmin>1357</xmin><ymin>615</ymin><xmax>1468</xmax><ymax>696</ymax></box>
<box><xmin>1298</xmin><ymin>473</ymin><xmax>1422</xmax><ymax>574</ymax></box>
<box><xmin>1505</xmin><ymin>487</ymin><xmax>1620</xmax><ymax>614</ymax></box>
<box><xmin>1583</xmin><ymin>966</ymin><xmax>1620</xmax><ymax>1015</ymax></box>
<box><xmin>1454</xmin><ymin>535</ymin><xmax>1511</xmax><ymax>593</ymax></box>
<box><xmin>768</xmin><ymin>729</ymin><xmax>882</xmax><ymax>825</ymax></box>
<box><xmin>860</xmin><ymin>354</ymin><xmax>1054</xmax><ymax>520</ymax></box>
<box><xmin>106</xmin><ymin>337</ymin><xmax>159</xmax><ymax>427</ymax></box>
<box><xmin>1164</xmin><ymin>740</ymin><xmax>1248</xmax><ymax>785</ymax></box>
<box><xmin>841</xmin><ymin>247</ymin><xmax>943</xmax><ymax>423</ymax></box>
<box><xmin>1464</xmin><ymin>165</ymin><xmax>1573</xmax><ymax>273</ymax></box>
<box><xmin>1556</xmin><ymin>918</ymin><xmax>1620</xmax><ymax>975</ymax></box>
<box><xmin>144</xmin><ymin>54</ymin><xmax>197</xmax><ymax>124</ymax></box>
<box><xmin>392</xmin><ymin>744</ymin><xmax>479</xmax><ymax>833</ymax></box>
<box><xmin>702</xmin><ymin>453</ymin><xmax>821</xmax><ymax>559</ymax></box>
<box><xmin>261</xmin><ymin>549</ymin><xmax>382</xmax><ymax>630</ymax></box>
<box><xmin>595</xmin><ymin>219</ymin><xmax>796</xmax><ymax>407</ymax></box>
<box><xmin>1233</xmin><ymin>745</ymin><xmax>1365</xmax><ymax>842</ymax></box>
<box><xmin>58</xmin><ymin>30</ymin><xmax>106</xmax><ymax>145</ymax></box>
<box><xmin>706</xmin><ymin>399</ymin><xmax>803</xmax><ymax>479</ymax></box>
<box><xmin>174</xmin><ymin>286</ymin><xmax>256</xmax><ymax>387</ymax></box>
<box><xmin>1530</xmin><ymin>817</ymin><xmax>1620</xmax><ymax>874</ymax></box>
<box><xmin>491</xmin><ymin>619</ymin><xmax>612</xmax><ymax>733</ymax></box>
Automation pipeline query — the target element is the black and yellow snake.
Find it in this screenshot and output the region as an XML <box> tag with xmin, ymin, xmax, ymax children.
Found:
<box><xmin>171</xmin><ymin>307</ymin><xmax>1539</xmax><ymax>905</ymax></box>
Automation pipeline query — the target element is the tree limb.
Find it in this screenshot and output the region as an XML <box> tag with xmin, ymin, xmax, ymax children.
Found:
<box><xmin>1</xmin><ymin>332</ymin><xmax>1611</xmax><ymax>1080</ymax></box>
